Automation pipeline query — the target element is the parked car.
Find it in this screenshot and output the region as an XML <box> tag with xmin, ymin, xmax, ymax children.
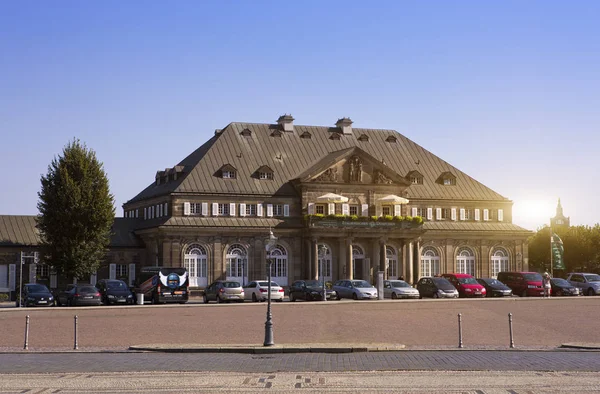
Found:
<box><xmin>203</xmin><ymin>281</ymin><xmax>244</xmax><ymax>303</ymax></box>
<box><xmin>476</xmin><ymin>278</ymin><xmax>513</xmax><ymax>297</ymax></box>
<box><xmin>288</xmin><ymin>280</ymin><xmax>337</xmax><ymax>301</ymax></box>
<box><xmin>57</xmin><ymin>284</ymin><xmax>102</xmax><ymax>306</ymax></box>
<box><xmin>95</xmin><ymin>279</ymin><xmax>135</xmax><ymax>305</ymax></box>
<box><xmin>566</xmin><ymin>273</ymin><xmax>600</xmax><ymax>296</ymax></box>
<box><xmin>550</xmin><ymin>278</ymin><xmax>580</xmax><ymax>296</ymax></box>
<box><xmin>243</xmin><ymin>280</ymin><xmax>284</xmax><ymax>302</ymax></box>
<box><xmin>441</xmin><ymin>273</ymin><xmax>486</xmax><ymax>298</ymax></box>
<box><xmin>383</xmin><ymin>280</ymin><xmax>420</xmax><ymax>299</ymax></box>
<box><xmin>416</xmin><ymin>277</ymin><xmax>459</xmax><ymax>299</ymax></box>
<box><xmin>497</xmin><ymin>271</ymin><xmax>544</xmax><ymax>297</ymax></box>
<box><xmin>17</xmin><ymin>283</ymin><xmax>55</xmax><ymax>307</ymax></box>
<box><xmin>332</xmin><ymin>280</ymin><xmax>377</xmax><ymax>300</ymax></box>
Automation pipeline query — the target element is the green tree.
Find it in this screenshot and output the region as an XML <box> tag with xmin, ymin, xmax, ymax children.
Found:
<box><xmin>36</xmin><ymin>139</ymin><xmax>115</xmax><ymax>280</ymax></box>
<box><xmin>528</xmin><ymin>224</ymin><xmax>600</xmax><ymax>276</ymax></box>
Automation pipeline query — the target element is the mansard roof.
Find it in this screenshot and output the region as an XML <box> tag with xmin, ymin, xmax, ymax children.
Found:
<box><xmin>0</xmin><ymin>216</ymin><xmax>144</xmax><ymax>248</ymax></box>
<box><xmin>126</xmin><ymin>121</ymin><xmax>508</xmax><ymax>205</ymax></box>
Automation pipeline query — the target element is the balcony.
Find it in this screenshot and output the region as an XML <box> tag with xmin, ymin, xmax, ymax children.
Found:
<box><xmin>305</xmin><ymin>214</ymin><xmax>423</xmax><ymax>229</ymax></box>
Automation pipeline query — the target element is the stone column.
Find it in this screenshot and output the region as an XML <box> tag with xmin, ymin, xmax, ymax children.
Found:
<box><xmin>311</xmin><ymin>238</ymin><xmax>319</xmax><ymax>281</ymax></box>
<box><xmin>346</xmin><ymin>239</ymin><xmax>354</xmax><ymax>280</ymax></box>
<box><xmin>407</xmin><ymin>241</ymin><xmax>414</xmax><ymax>284</ymax></box>
<box><xmin>338</xmin><ymin>238</ymin><xmax>347</xmax><ymax>279</ymax></box>
<box><xmin>305</xmin><ymin>238</ymin><xmax>312</xmax><ymax>279</ymax></box>
<box><xmin>213</xmin><ymin>237</ymin><xmax>223</xmax><ymax>282</ymax></box>
<box><xmin>401</xmin><ymin>241</ymin><xmax>407</xmax><ymax>280</ymax></box>
<box><xmin>480</xmin><ymin>242</ymin><xmax>490</xmax><ymax>278</ymax></box>
<box><xmin>379</xmin><ymin>240</ymin><xmax>387</xmax><ymax>279</ymax></box>
<box><xmin>415</xmin><ymin>239</ymin><xmax>421</xmax><ymax>282</ymax></box>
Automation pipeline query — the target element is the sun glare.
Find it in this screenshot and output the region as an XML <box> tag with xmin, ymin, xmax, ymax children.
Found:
<box><xmin>512</xmin><ymin>200</ymin><xmax>555</xmax><ymax>230</ymax></box>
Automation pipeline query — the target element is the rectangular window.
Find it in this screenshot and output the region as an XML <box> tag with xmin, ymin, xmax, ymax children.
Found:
<box><xmin>443</xmin><ymin>178</ymin><xmax>456</xmax><ymax>186</ymax></box>
<box><xmin>218</xmin><ymin>203</ymin><xmax>230</xmax><ymax>216</ymax></box>
<box><xmin>273</xmin><ymin>204</ymin><xmax>283</xmax><ymax>216</ymax></box>
<box><xmin>245</xmin><ymin>204</ymin><xmax>257</xmax><ymax>216</ymax></box>
<box><xmin>349</xmin><ymin>205</ymin><xmax>359</xmax><ymax>216</ymax></box>
<box><xmin>315</xmin><ymin>204</ymin><xmax>325</xmax><ymax>215</ymax></box>
<box><xmin>441</xmin><ymin>208</ymin><xmax>450</xmax><ymax>220</ymax></box>
<box><xmin>190</xmin><ymin>203</ymin><xmax>202</xmax><ymax>215</ymax></box>
<box><xmin>416</xmin><ymin>208</ymin><xmax>427</xmax><ymax>217</ymax></box>
<box><xmin>259</xmin><ymin>172</ymin><xmax>273</xmax><ymax>180</ymax></box>
<box><xmin>382</xmin><ymin>206</ymin><xmax>392</xmax><ymax>216</ymax></box>
<box><xmin>222</xmin><ymin>171</ymin><xmax>235</xmax><ymax>179</ymax></box>
<box><xmin>465</xmin><ymin>209</ymin><xmax>473</xmax><ymax>220</ymax></box>
<box><xmin>411</xmin><ymin>177</ymin><xmax>423</xmax><ymax>185</ymax></box>
<box><xmin>116</xmin><ymin>264</ymin><xmax>128</xmax><ymax>279</ymax></box>
<box><xmin>36</xmin><ymin>264</ymin><xmax>50</xmax><ymax>279</ymax></box>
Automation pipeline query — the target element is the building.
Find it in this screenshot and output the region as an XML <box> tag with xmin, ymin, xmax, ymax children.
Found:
<box><xmin>550</xmin><ymin>198</ymin><xmax>570</xmax><ymax>230</ymax></box>
<box><xmin>0</xmin><ymin>115</ymin><xmax>532</xmax><ymax>296</ymax></box>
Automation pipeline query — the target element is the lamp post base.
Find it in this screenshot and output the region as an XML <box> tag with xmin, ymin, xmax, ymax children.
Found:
<box><xmin>264</xmin><ymin>319</ymin><xmax>274</xmax><ymax>346</ymax></box>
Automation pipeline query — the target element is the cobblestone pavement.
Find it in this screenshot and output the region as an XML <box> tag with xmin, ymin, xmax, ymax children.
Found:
<box><xmin>1</xmin><ymin>350</ymin><xmax>599</xmax><ymax>374</ymax></box>
<box><xmin>0</xmin><ymin>370</ymin><xmax>599</xmax><ymax>393</ymax></box>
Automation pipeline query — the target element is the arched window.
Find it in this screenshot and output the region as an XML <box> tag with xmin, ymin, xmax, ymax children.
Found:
<box><xmin>491</xmin><ymin>247</ymin><xmax>509</xmax><ymax>278</ymax></box>
<box><xmin>386</xmin><ymin>246</ymin><xmax>398</xmax><ymax>279</ymax></box>
<box><xmin>184</xmin><ymin>244</ymin><xmax>208</xmax><ymax>287</ymax></box>
<box><xmin>268</xmin><ymin>245</ymin><xmax>288</xmax><ymax>283</ymax></box>
<box><xmin>226</xmin><ymin>244</ymin><xmax>247</xmax><ymax>284</ymax></box>
<box><xmin>456</xmin><ymin>247</ymin><xmax>475</xmax><ymax>276</ymax></box>
<box><xmin>421</xmin><ymin>247</ymin><xmax>440</xmax><ymax>277</ymax></box>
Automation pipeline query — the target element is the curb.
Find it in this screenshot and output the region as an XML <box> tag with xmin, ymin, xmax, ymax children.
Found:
<box><xmin>560</xmin><ymin>343</ymin><xmax>600</xmax><ymax>350</ymax></box>
<box><xmin>128</xmin><ymin>344</ymin><xmax>406</xmax><ymax>354</ymax></box>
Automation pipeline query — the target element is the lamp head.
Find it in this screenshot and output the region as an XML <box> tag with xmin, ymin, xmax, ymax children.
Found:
<box><xmin>265</xmin><ymin>228</ymin><xmax>277</xmax><ymax>252</ymax></box>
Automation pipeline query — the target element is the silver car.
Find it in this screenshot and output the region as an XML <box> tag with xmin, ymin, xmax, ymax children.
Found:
<box><xmin>333</xmin><ymin>279</ymin><xmax>378</xmax><ymax>300</ymax></box>
<box><xmin>567</xmin><ymin>273</ymin><xmax>600</xmax><ymax>296</ymax></box>
<box><xmin>203</xmin><ymin>281</ymin><xmax>245</xmax><ymax>303</ymax></box>
<box><xmin>383</xmin><ymin>280</ymin><xmax>420</xmax><ymax>299</ymax></box>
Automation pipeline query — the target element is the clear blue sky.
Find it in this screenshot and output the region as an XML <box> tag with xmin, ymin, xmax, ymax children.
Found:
<box><xmin>1</xmin><ymin>1</ymin><xmax>599</xmax><ymax>231</ymax></box>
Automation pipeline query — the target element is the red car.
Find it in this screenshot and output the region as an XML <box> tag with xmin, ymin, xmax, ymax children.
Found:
<box><xmin>441</xmin><ymin>273</ymin><xmax>486</xmax><ymax>298</ymax></box>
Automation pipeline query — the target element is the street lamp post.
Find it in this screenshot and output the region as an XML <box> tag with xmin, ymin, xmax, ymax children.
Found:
<box><xmin>264</xmin><ymin>229</ymin><xmax>277</xmax><ymax>346</ymax></box>
<box><xmin>318</xmin><ymin>245</ymin><xmax>327</xmax><ymax>302</ymax></box>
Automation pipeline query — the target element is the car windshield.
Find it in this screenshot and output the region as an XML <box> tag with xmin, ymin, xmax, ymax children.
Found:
<box><xmin>552</xmin><ymin>278</ymin><xmax>570</xmax><ymax>286</ymax></box>
<box><xmin>79</xmin><ymin>286</ymin><xmax>98</xmax><ymax>293</ymax></box>
<box><xmin>107</xmin><ymin>281</ymin><xmax>127</xmax><ymax>289</ymax></box>
<box><xmin>351</xmin><ymin>280</ymin><xmax>372</xmax><ymax>288</ymax></box>
<box><xmin>584</xmin><ymin>274</ymin><xmax>600</xmax><ymax>282</ymax></box>
<box><xmin>389</xmin><ymin>281</ymin><xmax>410</xmax><ymax>288</ymax></box>
<box><xmin>458</xmin><ymin>277</ymin><xmax>478</xmax><ymax>284</ymax></box>
<box><xmin>523</xmin><ymin>273</ymin><xmax>543</xmax><ymax>281</ymax></box>
<box><xmin>481</xmin><ymin>278</ymin><xmax>499</xmax><ymax>285</ymax></box>
<box><xmin>304</xmin><ymin>280</ymin><xmax>322</xmax><ymax>287</ymax></box>
<box><xmin>258</xmin><ymin>281</ymin><xmax>279</xmax><ymax>287</ymax></box>
<box><xmin>27</xmin><ymin>284</ymin><xmax>49</xmax><ymax>292</ymax></box>
<box><xmin>432</xmin><ymin>277</ymin><xmax>452</xmax><ymax>286</ymax></box>
<box><xmin>223</xmin><ymin>282</ymin><xmax>240</xmax><ymax>288</ymax></box>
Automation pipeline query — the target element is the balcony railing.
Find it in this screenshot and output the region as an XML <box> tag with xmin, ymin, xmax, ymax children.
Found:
<box><xmin>305</xmin><ymin>214</ymin><xmax>423</xmax><ymax>229</ymax></box>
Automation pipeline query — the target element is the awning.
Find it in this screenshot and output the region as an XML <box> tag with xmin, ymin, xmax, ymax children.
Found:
<box><xmin>378</xmin><ymin>195</ymin><xmax>410</xmax><ymax>204</ymax></box>
<box><xmin>316</xmin><ymin>193</ymin><xmax>349</xmax><ymax>203</ymax></box>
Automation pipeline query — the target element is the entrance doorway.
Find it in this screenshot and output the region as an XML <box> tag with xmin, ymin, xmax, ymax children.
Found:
<box><xmin>352</xmin><ymin>245</ymin><xmax>365</xmax><ymax>280</ymax></box>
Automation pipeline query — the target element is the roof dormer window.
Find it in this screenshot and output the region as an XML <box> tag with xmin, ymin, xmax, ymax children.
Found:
<box><xmin>300</xmin><ymin>131</ymin><xmax>312</xmax><ymax>139</ymax></box>
<box><xmin>254</xmin><ymin>165</ymin><xmax>274</xmax><ymax>180</ymax></box>
<box><xmin>406</xmin><ymin>170</ymin><xmax>424</xmax><ymax>185</ymax></box>
<box><xmin>218</xmin><ymin>164</ymin><xmax>238</xmax><ymax>179</ymax></box>
<box><xmin>357</xmin><ymin>134</ymin><xmax>369</xmax><ymax>142</ymax></box>
<box><xmin>240</xmin><ymin>128</ymin><xmax>252</xmax><ymax>137</ymax></box>
<box><xmin>329</xmin><ymin>133</ymin><xmax>341</xmax><ymax>140</ymax></box>
<box><xmin>271</xmin><ymin>129</ymin><xmax>283</xmax><ymax>137</ymax></box>
<box><xmin>436</xmin><ymin>171</ymin><xmax>456</xmax><ymax>186</ymax></box>
<box><xmin>386</xmin><ymin>135</ymin><xmax>397</xmax><ymax>143</ymax></box>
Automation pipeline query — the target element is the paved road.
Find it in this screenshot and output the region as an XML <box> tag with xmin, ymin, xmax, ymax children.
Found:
<box><xmin>1</xmin><ymin>297</ymin><xmax>599</xmax><ymax>350</ymax></box>
<box><xmin>1</xmin><ymin>350</ymin><xmax>600</xmax><ymax>374</ymax></box>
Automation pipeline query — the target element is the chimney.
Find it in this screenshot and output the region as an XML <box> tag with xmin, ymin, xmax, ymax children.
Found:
<box><xmin>277</xmin><ymin>114</ymin><xmax>295</xmax><ymax>132</ymax></box>
<box><xmin>336</xmin><ymin>117</ymin><xmax>353</xmax><ymax>135</ymax></box>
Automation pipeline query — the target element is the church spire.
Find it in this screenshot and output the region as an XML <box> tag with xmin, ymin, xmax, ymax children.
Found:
<box><xmin>556</xmin><ymin>198</ymin><xmax>563</xmax><ymax>216</ymax></box>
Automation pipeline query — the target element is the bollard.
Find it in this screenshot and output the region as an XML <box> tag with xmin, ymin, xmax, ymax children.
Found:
<box><xmin>458</xmin><ymin>313</ymin><xmax>463</xmax><ymax>348</ymax></box>
<box><xmin>508</xmin><ymin>313</ymin><xmax>515</xmax><ymax>348</ymax></box>
<box><xmin>74</xmin><ymin>315</ymin><xmax>78</xmax><ymax>350</ymax></box>
<box><xmin>23</xmin><ymin>315</ymin><xmax>30</xmax><ymax>350</ymax></box>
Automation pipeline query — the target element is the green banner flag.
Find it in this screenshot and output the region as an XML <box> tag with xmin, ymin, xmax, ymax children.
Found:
<box><xmin>551</xmin><ymin>233</ymin><xmax>565</xmax><ymax>270</ymax></box>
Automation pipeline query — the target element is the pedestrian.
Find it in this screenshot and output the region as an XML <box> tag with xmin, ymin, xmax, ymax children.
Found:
<box><xmin>542</xmin><ymin>272</ymin><xmax>552</xmax><ymax>298</ymax></box>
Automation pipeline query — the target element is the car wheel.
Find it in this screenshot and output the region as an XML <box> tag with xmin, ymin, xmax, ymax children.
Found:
<box><xmin>203</xmin><ymin>295</ymin><xmax>208</xmax><ymax>304</ymax></box>
<box><xmin>433</xmin><ymin>292</ymin><xmax>439</xmax><ymax>299</ymax></box>
<box><xmin>306</xmin><ymin>293</ymin><xmax>312</xmax><ymax>302</ymax></box>
<box><xmin>352</xmin><ymin>293</ymin><xmax>358</xmax><ymax>300</ymax></box>
<box><xmin>588</xmin><ymin>288</ymin><xmax>595</xmax><ymax>296</ymax></box>
<box><xmin>252</xmin><ymin>293</ymin><xmax>258</xmax><ymax>302</ymax></box>
<box><xmin>290</xmin><ymin>293</ymin><xmax>295</xmax><ymax>302</ymax></box>
<box><xmin>419</xmin><ymin>295</ymin><xmax>422</xmax><ymax>299</ymax></box>
<box><xmin>521</xmin><ymin>290</ymin><xmax>527</xmax><ymax>298</ymax></box>
<box><xmin>391</xmin><ymin>292</ymin><xmax>398</xmax><ymax>300</ymax></box>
